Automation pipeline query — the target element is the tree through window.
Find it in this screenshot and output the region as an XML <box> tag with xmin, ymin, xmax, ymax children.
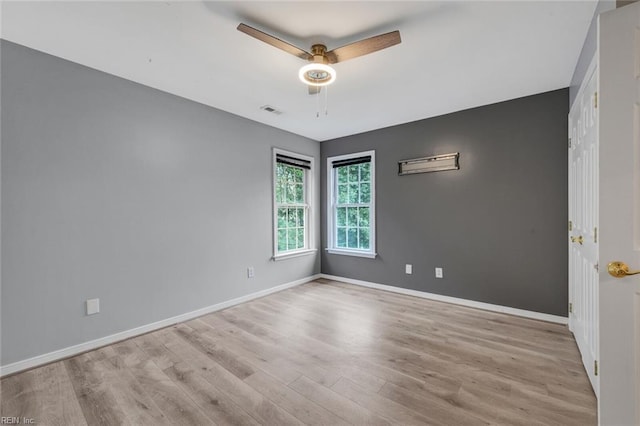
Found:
<box><xmin>327</xmin><ymin>151</ymin><xmax>376</xmax><ymax>258</ymax></box>
<box><xmin>273</xmin><ymin>150</ymin><xmax>313</xmax><ymax>259</ymax></box>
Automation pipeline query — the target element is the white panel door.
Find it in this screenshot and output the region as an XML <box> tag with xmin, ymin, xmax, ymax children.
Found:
<box><xmin>598</xmin><ymin>3</ymin><xmax>640</xmax><ymax>425</ymax></box>
<box><xmin>568</xmin><ymin>57</ymin><xmax>599</xmax><ymax>396</ymax></box>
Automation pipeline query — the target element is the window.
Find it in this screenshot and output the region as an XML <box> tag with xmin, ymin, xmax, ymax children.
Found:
<box><xmin>327</xmin><ymin>150</ymin><xmax>376</xmax><ymax>258</ymax></box>
<box><xmin>273</xmin><ymin>149</ymin><xmax>315</xmax><ymax>260</ymax></box>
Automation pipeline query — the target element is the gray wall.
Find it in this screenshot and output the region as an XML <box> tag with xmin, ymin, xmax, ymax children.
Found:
<box><xmin>321</xmin><ymin>89</ymin><xmax>569</xmax><ymax>317</ymax></box>
<box><xmin>569</xmin><ymin>0</ymin><xmax>615</xmax><ymax>106</ymax></box>
<box><xmin>1</xmin><ymin>41</ymin><xmax>320</xmax><ymax>366</ymax></box>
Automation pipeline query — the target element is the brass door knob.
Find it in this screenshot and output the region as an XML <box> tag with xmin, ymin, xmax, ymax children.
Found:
<box><xmin>570</xmin><ymin>235</ymin><xmax>584</xmax><ymax>245</ymax></box>
<box><xmin>607</xmin><ymin>261</ymin><xmax>640</xmax><ymax>278</ymax></box>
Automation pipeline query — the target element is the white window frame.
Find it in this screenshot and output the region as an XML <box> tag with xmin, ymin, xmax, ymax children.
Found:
<box><xmin>326</xmin><ymin>150</ymin><xmax>376</xmax><ymax>258</ymax></box>
<box><xmin>272</xmin><ymin>148</ymin><xmax>316</xmax><ymax>261</ymax></box>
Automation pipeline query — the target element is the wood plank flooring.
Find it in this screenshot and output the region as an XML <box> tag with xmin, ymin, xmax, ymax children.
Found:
<box><xmin>0</xmin><ymin>279</ymin><xmax>597</xmax><ymax>425</ymax></box>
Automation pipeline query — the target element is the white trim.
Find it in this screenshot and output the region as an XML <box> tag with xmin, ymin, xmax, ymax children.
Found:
<box><xmin>272</xmin><ymin>148</ymin><xmax>315</xmax><ymax>257</ymax></box>
<box><xmin>569</xmin><ymin>52</ymin><xmax>598</xmax><ymax>114</ymax></box>
<box><xmin>320</xmin><ymin>274</ymin><xmax>569</xmax><ymax>325</ymax></box>
<box><xmin>325</xmin><ymin>248</ymin><xmax>377</xmax><ymax>259</ymax></box>
<box><xmin>326</xmin><ymin>150</ymin><xmax>376</xmax><ymax>256</ymax></box>
<box><xmin>272</xmin><ymin>248</ymin><xmax>317</xmax><ymax>261</ymax></box>
<box><xmin>0</xmin><ymin>274</ymin><xmax>321</xmax><ymax>377</ymax></box>
<box><xmin>568</xmin><ymin>51</ymin><xmax>598</xmax><ymax>336</ymax></box>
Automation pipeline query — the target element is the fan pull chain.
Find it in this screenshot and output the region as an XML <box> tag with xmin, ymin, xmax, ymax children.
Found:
<box><xmin>325</xmin><ymin>85</ymin><xmax>329</xmax><ymax>116</ymax></box>
<box><xmin>316</xmin><ymin>87</ymin><xmax>320</xmax><ymax>118</ymax></box>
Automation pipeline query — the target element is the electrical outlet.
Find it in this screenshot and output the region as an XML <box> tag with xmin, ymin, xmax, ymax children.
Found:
<box><xmin>435</xmin><ymin>267</ymin><xmax>443</xmax><ymax>278</ymax></box>
<box><xmin>405</xmin><ymin>264</ymin><xmax>413</xmax><ymax>274</ymax></box>
<box><xmin>86</xmin><ymin>298</ymin><xmax>100</xmax><ymax>315</ymax></box>
<box><xmin>247</xmin><ymin>266</ymin><xmax>255</xmax><ymax>278</ymax></box>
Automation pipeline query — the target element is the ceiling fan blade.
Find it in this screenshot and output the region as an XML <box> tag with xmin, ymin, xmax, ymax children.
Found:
<box><xmin>308</xmin><ymin>86</ymin><xmax>322</xmax><ymax>95</ymax></box>
<box><xmin>326</xmin><ymin>30</ymin><xmax>401</xmax><ymax>64</ymax></box>
<box><xmin>237</xmin><ymin>23</ymin><xmax>311</xmax><ymax>61</ymax></box>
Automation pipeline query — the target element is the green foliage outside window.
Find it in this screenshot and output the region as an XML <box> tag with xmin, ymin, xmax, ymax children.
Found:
<box><xmin>335</xmin><ymin>162</ymin><xmax>371</xmax><ymax>250</ymax></box>
<box><xmin>276</xmin><ymin>163</ymin><xmax>306</xmax><ymax>252</ymax></box>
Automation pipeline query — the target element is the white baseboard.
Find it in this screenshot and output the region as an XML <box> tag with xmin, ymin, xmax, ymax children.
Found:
<box><xmin>2</xmin><ymin>273</ymin><xmax>567</xmax><ymax>377</ymax></box>
<box><xmin>320</xmin><ymin>274</ymin><xmax>568</xmax><ymax>325</ymax></box>
<box><xmin>0</xmin><ymin>274</ymin><xmax>321</xmax><ymax>377</ymax></box>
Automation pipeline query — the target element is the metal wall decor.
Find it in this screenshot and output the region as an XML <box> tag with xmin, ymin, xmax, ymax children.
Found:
<box><xmin>398</xmin><ymin>152</ymin><xmax>459</xmax><ymax>175</ymax></box>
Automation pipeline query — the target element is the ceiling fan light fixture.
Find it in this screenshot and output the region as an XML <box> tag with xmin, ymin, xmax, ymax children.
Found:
<box><xmin>298</xmin><ymin>63</ymin><xmax>336</xmax><ymax>86</ymax></box>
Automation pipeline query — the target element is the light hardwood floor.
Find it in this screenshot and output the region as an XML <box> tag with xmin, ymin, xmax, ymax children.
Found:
<box><xmin>1</xmin><ymin>279</ymin><xmax>596</xmax><ymax>425</ymax></box>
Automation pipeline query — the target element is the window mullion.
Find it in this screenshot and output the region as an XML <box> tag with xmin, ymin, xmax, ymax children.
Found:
<box><xmin>278</xmin><ymin>203</ymin><xmax>307</xmax><ymax>208</ymax></box>
<box><xmin>335</xmin><ymin>203</ymin><xmax>367</xmax><ymax>208</ymax></box>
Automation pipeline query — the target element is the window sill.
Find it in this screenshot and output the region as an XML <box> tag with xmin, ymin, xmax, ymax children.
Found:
<box><xmin>272</xmin><ymin>248</ymin><xmax>318</xmax><ymax>262</ymax></box>
<box><xmin>325</xmin><ymin>248</ymin><xmax>377</xmax><ymax>259</ymax></box>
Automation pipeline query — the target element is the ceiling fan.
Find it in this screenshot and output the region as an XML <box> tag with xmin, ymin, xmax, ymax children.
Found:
<box><xmin>237</xmin><ymin>23</ymin><xmax>401</xmax><ymax>95</ymax></box>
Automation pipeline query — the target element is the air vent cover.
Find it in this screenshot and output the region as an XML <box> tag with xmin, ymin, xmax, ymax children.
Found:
<box><xmin>260</xmin><ymin>105</ymin><xmax>283</xmax><ymax>115</ymax></box>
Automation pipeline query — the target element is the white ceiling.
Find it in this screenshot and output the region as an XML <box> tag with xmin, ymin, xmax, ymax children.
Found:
<box><xmin>2</xmin><ymin>1</ymin><xmax>597</xmax><ymax>141</ymax></box>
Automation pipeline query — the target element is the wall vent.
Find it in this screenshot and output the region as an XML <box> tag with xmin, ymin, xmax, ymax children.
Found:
<box><xmin>260</xmin><ymin>105</ymin><xmax>283</xmax><ymax>115</ymax></box>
